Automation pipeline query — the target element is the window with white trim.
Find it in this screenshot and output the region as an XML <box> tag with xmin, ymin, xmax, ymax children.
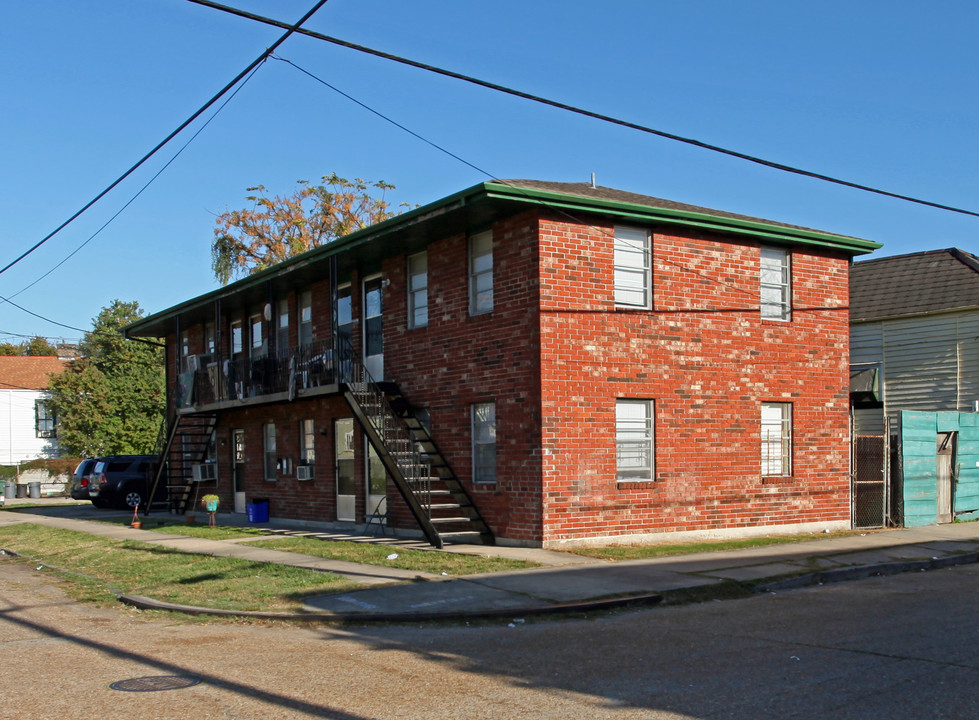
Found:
<box><xmin>263</xmin><ymin>422</ymin><xmax>277</xmax><ymax>481</ymax></box>
<box><xmin>614</xmin><ymin>226</ymin><xmax>651</xmax><ymax>308</ymax></box>
<box><xmin>249</xmin><ymin>314</ymin><xmax>266</xmax><ymax>358</ymax></box>
<box><xmin>472</xmin><ymin>402</ymin><xmax>496</xmax><ymax>484</ymax></box>
<box><xmin>299</xmin><ymin>290</ymin><xmax>313</xmax><ymax>347</ymax></box>
<box><xmin>760</xmin><ymin>246</ymin><xmax>791</xmax><ymax>321</ymax></box>
<box><xmin>761</xmin><ymin>402</ymin><xmax>792</xmax><ymax>475</ymax></box>
<box><xmin>407</xmin><ymin>251</ymin><xmax>429</xmax><ymax>328</ymax></box>
<box><xmin>35</xmin><ymin>400</ymin><xmax>55</xmax><ymax>439</ymax></box>
<box><xmin>616</xmin><ymin>399</ymin><xmax>654</xmax><ymax>481</ymax></box>
<box><xmin>276</xmin><ymin>299</ymin><xmax>289</xmax><ymax>356</ymax></box>
<box><xmin>300</xmin><ymin>418</ymin><xmax>315</xmax><ymax>465</ymax></box>
<box><xmin>469</xmin><ymin>231</ymin><xmax>493</xmax><ymax>315</ymax></box>
<box><xmin>231</xmin><ymin>320</ymin><xmax>243</xmax><ymax>355</ymax></box>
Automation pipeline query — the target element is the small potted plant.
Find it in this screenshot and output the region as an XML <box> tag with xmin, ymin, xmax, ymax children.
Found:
<box><xmin>130</xmin><ymin>506</ymin><xmax>142</xmax><ymax>529</ymax></box>
<box><xmin>200</xmin><ymin>494</ymin><xmax>220</xmax><ymax>527</ymax></box>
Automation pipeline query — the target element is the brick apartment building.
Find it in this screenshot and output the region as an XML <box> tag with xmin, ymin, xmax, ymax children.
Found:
<box><xmin>125</xmin><ymin>180</ymin><xmax>880</xmax><ymax>548</ymax></box>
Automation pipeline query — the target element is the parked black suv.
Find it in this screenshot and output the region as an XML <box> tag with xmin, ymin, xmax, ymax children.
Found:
<box><xmin>88</xmin><ymin>455</ymin><xmax>165</xmax><ymax>510</ymax></box>
<box><xmin>69</xmin><ymin>458</ymin><xmax>101</xmax><ymax>501</ymax></box>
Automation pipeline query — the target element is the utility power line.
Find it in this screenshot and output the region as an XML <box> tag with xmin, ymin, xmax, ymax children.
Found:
<box><xmin>188</xmin><ymin>0</ymin><xmax>979</xmax><ymax>220</ymax></box>
<box><xmin>0</xmin><ymin>0</ymin><xmax>332</xmax><ymax>281</ymax></box>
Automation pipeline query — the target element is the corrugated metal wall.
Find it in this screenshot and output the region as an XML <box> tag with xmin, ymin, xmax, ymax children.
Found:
<box><xmin>851</xmin><ymin>310</ymin><xmax>979</xmax><ymax>430</ymax></box>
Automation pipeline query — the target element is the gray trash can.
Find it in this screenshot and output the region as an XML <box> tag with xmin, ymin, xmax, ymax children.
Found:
<box><xmin>28</xmin><ymin>482</ymin><xmax>41</xmax><ymax>499</ymax></box>
<box><xmin>4</xmin><ymin>481</ymin><xmax>15</xmax><ymax>500</ymax></box>
<box><xmin>15</xmin><ymin>484</ymin><xmax>27</xmax><ymax>498</ymax></box>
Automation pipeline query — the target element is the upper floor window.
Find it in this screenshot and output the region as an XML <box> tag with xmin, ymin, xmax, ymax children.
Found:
<box><xmin>616</xmin><ymin>399</ymin><xmax>654</xmax><ymax>481</ymax></box>
<box><xmin>230</xmin><ymin>321</ymin><xmax>243</xmax><ymax>355</ymax></box>
<box><xmin>299</xmin><ymin>290</ymin><xmax>313</xmax><ymax>346</ymax></box>
<box><xmin>760</xmin><ymin>246</ymin><xmax>791</xmax><ymax>321</ymax></box>
<box><xmin>35</xmin><ymin>400</ymin><xmax>55</xmax><ymax>439</ymax></box>
<box><xmin>204</xmin><ymin>323</ymin><xmax>215</xmax><ymax>357</ymax></box>
<box><xmin>407</xmin><ymin>251</ymin><xmax>429</xmax><ymax>328</ymax></box>
<box><xmin>614</xmin><ymin>226</ymin><xmax>651</xmax><ymax>308</ymax></box>
<box><xmin>249</xmin><ymin>314</ymin><xmax>266</xmax><ymax>358</ymax></box>
<box><xmin>276</xmin><ymin>299</ymin><xmax>290</xmax><ymax>356</ymax></box>
<box><xmin>469</xmin><ymin>231</ymin><xmax>494</xmax><ymax>315</ymax></box>
<box><xmin>761</xmin><ymin>402</ymin><xmax>792</xmax><ymax>476</ymax></box>
<box><xmin>337</xmin><ymin>284</ymin><xmax>353</xmax><ymax>346</ymax></box>
<box><xmin>263</xmin><ymin>422</ymin><xmax>277</xmax><ymax>481</ymax></box>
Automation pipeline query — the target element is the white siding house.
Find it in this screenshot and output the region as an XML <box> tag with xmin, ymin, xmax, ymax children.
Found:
<box><xmin>0</xmin><ymin>356</ymin><xmax>67</xmax><ymax>464</ymax></box>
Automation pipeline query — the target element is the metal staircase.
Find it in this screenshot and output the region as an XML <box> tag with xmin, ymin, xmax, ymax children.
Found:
<box><xmin>342</xmin><ymin>377</ymin><xmax>494</xmax><ymax>549</ymax></box>
<box><xmin>145</xmin><ymin>412</ymin><xmax>217</xmax><ymax>516</ymax></box>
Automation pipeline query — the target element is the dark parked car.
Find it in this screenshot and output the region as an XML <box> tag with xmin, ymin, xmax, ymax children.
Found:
<box><xmin>69</xmin><ymin>458</ymin><xmax>101</xmax><ymax>501</ymax></box>
<box><xmin>88</xmin><ymin>455</ymin><xmax>165</xmax><ymax>509</ymax></box>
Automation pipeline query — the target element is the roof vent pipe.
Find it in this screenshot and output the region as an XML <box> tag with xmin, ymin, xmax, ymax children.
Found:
<box><xmin>590</xmin><ymin>173</ymin><xmax>596</xmax><ymax>188</ymax></box>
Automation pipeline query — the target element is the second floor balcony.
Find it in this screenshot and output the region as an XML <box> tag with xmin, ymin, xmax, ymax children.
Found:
<box><xmin>176</xmin><ymin>339</ymin><xmax>356</xmax><ymax>412</ymax></box>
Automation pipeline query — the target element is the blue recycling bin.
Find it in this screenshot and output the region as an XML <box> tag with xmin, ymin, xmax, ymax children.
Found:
<box><xmin>247</xmin><ymin>498</ymin><xmax>269</xmax><ymax>523</ymax></box>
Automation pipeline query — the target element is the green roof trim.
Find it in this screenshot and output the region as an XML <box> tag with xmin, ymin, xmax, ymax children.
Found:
<box><xmin>126</xmin><ymin>180</ymin><xmax>879</xmax><ymax>337</ymax></box>
<box><xmin>480</xmin><ymin>181</ymin><xmax>882</xmax><ymax>254</ymax></box>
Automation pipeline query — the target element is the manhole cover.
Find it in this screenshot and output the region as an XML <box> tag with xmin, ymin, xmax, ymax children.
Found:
<box><xmin>109</xmin><ymin>675</ymin><xmax>202</xmax><ymax>692</ymax></box>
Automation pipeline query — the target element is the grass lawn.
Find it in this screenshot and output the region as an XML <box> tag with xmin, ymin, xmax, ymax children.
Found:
<box><xmin>568</xmin><ymin>530</ymin><xmax>872</xmax><ymax>561</ymax></box>
<box><xmin>0</xmin><ymin>524</ymin><xmax>360</xmax><ymax>613</ymax></box>
<box><xmin>247</xmin><ymin>536</ymin><xmax>539</xmax><ymax>576</ymax></box>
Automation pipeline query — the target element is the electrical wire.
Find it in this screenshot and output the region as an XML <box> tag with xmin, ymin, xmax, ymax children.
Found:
<box><xmin>188</xmin><ymin>0</ymin><xmax>979</xmax><ymax>220</ymax></box>
<box><xmin>0</xmin><ymin>0</ymin><xmax>332</xmax><ymax>281</ymax></box>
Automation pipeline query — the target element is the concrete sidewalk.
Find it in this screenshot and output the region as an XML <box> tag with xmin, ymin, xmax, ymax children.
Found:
<box><xmin>3</xmin><ymin>499</ymin><xmax>979</xmax><ymax>622</ymax></box>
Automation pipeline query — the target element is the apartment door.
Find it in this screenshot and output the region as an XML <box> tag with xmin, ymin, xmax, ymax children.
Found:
<box><xmin>336</xmin><ymin>418</ymin><xmax>356</xmax><ymax>521</ymax></box>
<box><xmin>363</xmin><ymin>275</ymin><xmax>383</xmax><ymax>381</ymax></box>
<box><xmin>937</xmin><ymin>432</ymin><xmax>956</xmax><ymax>523</ymax></box>
<box><xmin>232</xmin><ymin>429</ymin><xmax>246</xmax><ymax>513</ymax></box>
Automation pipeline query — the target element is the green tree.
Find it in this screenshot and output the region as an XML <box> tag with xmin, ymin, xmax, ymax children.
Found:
<box><xmin>47</xmin><ymin>300</ymin><xmax>165</xmax><ymax>456</ymax></box>
<box><xmin>22</xmin><ymin>336</ymin><xmax>58</xmax><ymax>356</ymax></box>
<box><xmin>0</xmin><ymin>337</ymin><xmax>58</xmax><ymax>355</ymax></box>
<box><xmin>211</xmin><ymin>173</ymin><xmax>402</xmax><ymax>285</ymax></box>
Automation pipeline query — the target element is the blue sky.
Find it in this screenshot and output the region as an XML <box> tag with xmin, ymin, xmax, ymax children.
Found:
<box><xmin>2</xmin><ymin>1</ymin><xmax>978</xmax><ymax>343</ymax></box>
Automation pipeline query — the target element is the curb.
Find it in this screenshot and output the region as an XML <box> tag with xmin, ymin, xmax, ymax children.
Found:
<box><xmin>755</xmin><ymin>551</ymin><xmax>979</xmax><ymax>593</ymax></box>
<box><xmin>118</xmin><ymin>592</ymin><xmax>663</xmax><ymax>624</ymax></box>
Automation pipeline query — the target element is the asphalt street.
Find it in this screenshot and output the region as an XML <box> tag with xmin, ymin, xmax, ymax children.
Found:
<box><xmin>1</xmin><ymin>555</ymin><xmax>977</xmax><ymax>719</ymax></box>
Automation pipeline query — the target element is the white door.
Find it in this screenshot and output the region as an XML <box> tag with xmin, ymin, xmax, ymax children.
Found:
<box><xmin>232</xmin><ymin>429</ymin><xmax>246</xmax><ymax>514</ymax></box>
<box><xmin>363</xmin><ymin>275</ymin><xmax>383</xmax><ymax>381</ymax></box>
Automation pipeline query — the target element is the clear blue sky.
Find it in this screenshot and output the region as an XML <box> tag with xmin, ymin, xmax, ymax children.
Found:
<box><xmin>3</xmin><ymin>0</ymin><xmax>978</xmax><ymax>343</ymax></box>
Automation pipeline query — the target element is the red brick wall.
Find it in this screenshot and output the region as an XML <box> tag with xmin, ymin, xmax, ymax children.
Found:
<box><xmin>382</xmin><ymin>211</ymin><xmax>545</xmax><ymax>541</ymax></box>
<box><xmin>537</xmin><ymin>214</ymin><xmax>851</xmax><ymax>544</ymax></box>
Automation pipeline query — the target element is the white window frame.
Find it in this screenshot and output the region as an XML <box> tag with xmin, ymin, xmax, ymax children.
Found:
<box><xmin>230</xmin><ymin>320</ymin><xmax>243</xmax><ymax>355</ymax></box>
<box><xmin>616</xmin><ymin>399</ymin><xmax>654</xmax><ymax>481</ymax></box>
<box><xmin>300</xmin><ymin>418</ymin><xmax>316</xmax><ymax>465</ymax></box>
<box><xmin>407</xmin><ymin>251</ymin><xmax>429</xmax><ymax>328</ymax></box>
<box><xmin>276</xmin><ymin>299</ymin><xmax>289</xmax><ymax>356</ymax></box>
<box><xmin>761</xmin><ymin>402</ymin><xmax>792</xmax><ymax>476</ymax></box>
<box><xmin>249</xmin><ymin>314</ymin><xmax>266</xmax><ymax>358</ymax></box>
<box><xmin>263</xmin><ymin>422</ymin><xmax>277</xmax><ymax>481</ymax></box>
<box><xmin>471</xmin><ymin>401</ymin><xmax>497</xmax><ymax>484</ymax></box>
<box><xmin>35</xmin><ymin>399</ymin><xmax>55</xmax><ymax>439</ymax></box>
<box><xmin>614</xmin><ymin>226</ymin><xmax>651</xmax><ymax>308</ymax></box>
<box><xmin>469</xmin><ymin>230</ymin><xmax>494</xmax><ymax>316</ymax></box>
<box><xmin>760</xmin><ymin>246</ymin><xmax>792</xmax><ymax>321</ymax></box>
<box><xmin>299</xmin><ymin>290</ymin><xmax>313</xmax><ymax>347</ymax></box>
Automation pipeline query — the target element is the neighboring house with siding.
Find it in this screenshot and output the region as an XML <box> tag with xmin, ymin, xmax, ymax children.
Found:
<box><xmin>0</xmin><ymin>356</ymin><xmax>66</xmax><ymax>464</ymax></box>
<box><xmin>126</xmin><ymin>179</ymin><xmax>878</xmax><ymax>548</ymax></box>
<box><xmin>850</xmin><ymin>248</ymin><xmax>979</xmax><ymax>526</ymax></box>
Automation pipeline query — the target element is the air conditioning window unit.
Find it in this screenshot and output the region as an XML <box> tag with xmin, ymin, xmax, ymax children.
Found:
<box><xmin>192</xmin><ymin>463</ymin><xmax>217</xmax><ymax>482</ymax></box>
<box><xmin>296</xmin><ymin>465</ymin><xmax>314</xmax><ymax>481</ymax></box>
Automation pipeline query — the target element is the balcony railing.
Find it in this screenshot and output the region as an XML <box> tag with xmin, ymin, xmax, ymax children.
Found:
<box><xmin>178</xmin><ymin>339</ymin><xmax>349</xmax><ymax>409</ymax></box>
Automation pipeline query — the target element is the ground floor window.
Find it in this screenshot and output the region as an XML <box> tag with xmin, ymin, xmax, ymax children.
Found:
<box><xmin>472</xmin><ymin>401</ymin><xmax>496</xmax><ymax>484</ymax></box>
<box><xmin>263</xmin><ymin>423</ymin><xmax>277</xmax><ymax>481</ymax></box>
<box><xmin>761</xmin><ymin>402</ymin><xmax>792</xmax><ymax>475</ymax></box>
<box><xmin>616</xmin><ymin>399</ymin><xmax>654</xmax><ymax>481</ymax></box>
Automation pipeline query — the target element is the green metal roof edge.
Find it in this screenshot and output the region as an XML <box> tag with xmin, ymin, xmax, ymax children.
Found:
<box><xmin>126</xmin><ymin>180</ymin><xmax>879</xmax><ymax>336</ymax></box>
<box><xmin>125</xmin><ymin>185</ymin><xmax>486</xmax><ymax>336</ymax></box>
<box><xmin>480</xmin><ymin>182</ymin><xmax>881</xmax><ymax>254</ymax></box>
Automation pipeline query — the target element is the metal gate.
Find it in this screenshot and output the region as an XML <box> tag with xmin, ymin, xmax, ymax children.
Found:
<box><xmin>852</xmin><ymin>423</ymin><xmax>890</xmax><ymax>528</ymax></box>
